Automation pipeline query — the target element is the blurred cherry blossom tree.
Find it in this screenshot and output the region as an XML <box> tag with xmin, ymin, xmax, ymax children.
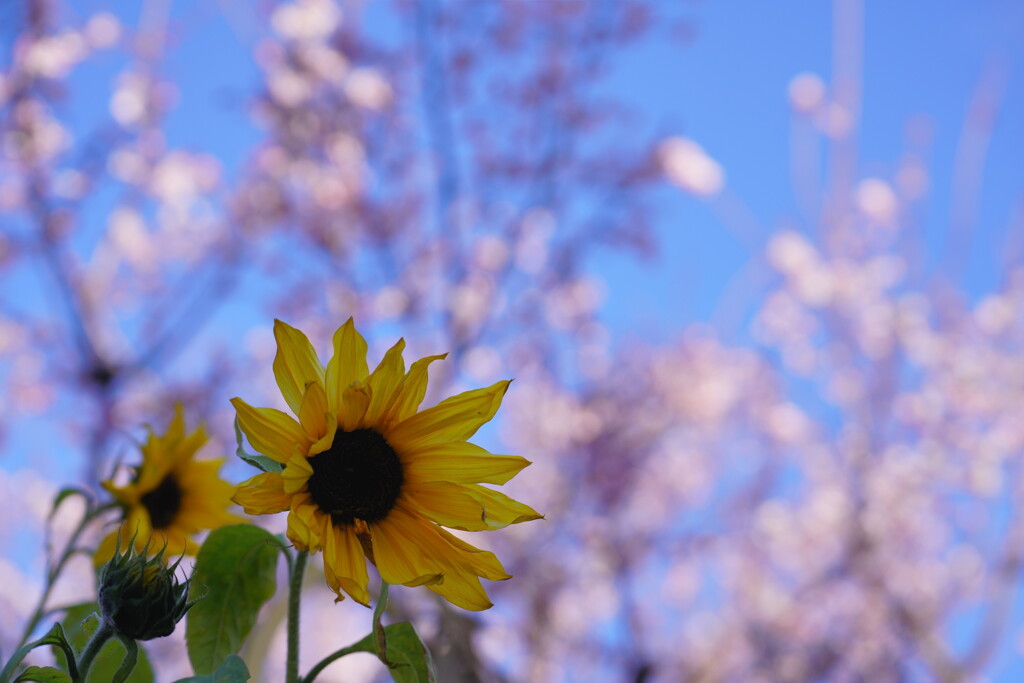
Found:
<box><xmin>2</xmin><ymin>0</ymin><xmax>1023</xmax><ymax>681</ymax></box>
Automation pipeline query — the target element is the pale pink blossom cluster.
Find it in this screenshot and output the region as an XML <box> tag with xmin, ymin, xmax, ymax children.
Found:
<box><xmin>1</xmin><ymin>1</ymin><xmax>1021</xmax><ymax>682</ymax></box>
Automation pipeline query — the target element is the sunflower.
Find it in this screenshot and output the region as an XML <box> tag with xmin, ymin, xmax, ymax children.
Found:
<box><xmin>96</xmin><ymin>405</ymin><xmax>244</xmax><ymax>565</ymax></box>
<box><xmin>232</xmin><ymin>319</ymin><xmax>541</xmax><ymax>610</ymax></box>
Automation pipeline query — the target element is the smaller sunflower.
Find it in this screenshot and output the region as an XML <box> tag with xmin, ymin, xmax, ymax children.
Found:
<box><xmin>96</xmin><ymin>405</ymin><xmax>243</xmax><ymax>565</ymax></box>
<box><xmin>233</xmin><ymin>319</ymin><xmax>542</xmax><ymax>610</ymax></box>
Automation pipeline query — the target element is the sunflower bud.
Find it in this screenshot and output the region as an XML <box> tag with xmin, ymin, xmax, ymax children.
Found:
<box><xmin>97</xmin><ymin>535</ymin><xmax>197</xmax><ymax>641</ymax></box>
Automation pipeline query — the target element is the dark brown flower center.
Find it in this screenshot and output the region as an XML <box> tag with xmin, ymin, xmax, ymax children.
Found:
<box><xmin>140</xmin><ymin>474</ymin><xmax>182</xmax><ymax>530</ymax></box>
<box><xmin>306</xmin><ymin>428</ymin><xmax>404</xmax><ymax>525</ymax></box>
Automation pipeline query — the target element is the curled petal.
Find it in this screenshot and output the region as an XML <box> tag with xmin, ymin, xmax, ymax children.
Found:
<box><xmin>298</xmin><ymin>381</ymin><xmax>329</xmax><ymax>440</ymax></box>
<box><xmin>232</xmin><ymin>398</ymin><xmax>309</xmax><ymax>463</ymax></box>
<box><xmin>308</xmin><ymin>412</ymin><xmax>337</xmax><ymax>456</ymax></box>
<box><xmin>282</xmin><ymin>454</ymin><xmax>314</xmax><ymax>494</ymax></box>
<box><xmin>233</xmin><ymin>472</ymin><xmax>291</xmax><ymax>515</ymax></box>
<box><xmin>323</xmin><ymin>523</ymin><xmax>371</xmax><ymax>606</ymax></box>
<box><xmin>339</xmin><ymin>383</ymin><xmax>371</xmax><ymax>431</ymax></box>
<box><xmin>287</xmin><ymin>493</ymin><xmax>326</xmax><ymax>551</ymax></box>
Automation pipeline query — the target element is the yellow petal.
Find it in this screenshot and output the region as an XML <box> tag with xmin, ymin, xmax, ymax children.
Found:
<box><xmin>273</xmin><ymin>319</ymin><xmax>326</xmax><ymax>416</ymax></box>
<box><xmin>124</xmin><ymin>506</ymin><xmax>154</xmax><ymax>553</ymax></box>
<box><xmin>298</xmin><ymin>381</ymin><xmax>329</xmax><ymax>439</ymax></box>
<box><xmin>233</xmin><ymin>472</ymin><xmax>291</xmax><ymax>515</ymax></box>
<box><xmin>395</xmin><ymin>512</ymin><xmax>509</xmax><ymax>610</ymax></box>
<box><xmin>308</xmin><ymin>412</ymin><xmax>337</xmax><ymax>456</ymax></box>
<box><xmin>401</xmin><ymin>482</ymin><xmax>491</xmax><ymax>531</ymax></box>
<box><xmin>102</xmin><ymin>479</ymin><xmax>138</xmax><ymax>507</ymax></box>
<box><xmin>433</xmin><ymin>526</ymin><xmax>510</xmax><ymax>581</ymax></box>
<box><xmin>322</xmin><ymin>523</ymin><xmax>371</xmax><ymax>605</ymax></box>
<box><xmin>404</xmin><ymin>442</ymin><xmax>531</xmax><ymax>485</ymax></box>
<box><xmin>339</xmin><ymin>383</ymin><xmax>371</xmax><ymax>431</ymax></box>
<box><xmin>363</xmin><ymin>338</ymin><xmax>406</xmax><ymax>425</ymax></box>
<box><xmin>154</xmin><ymin>526</ymin><xmax>197</xmax><ymax>558</ymax></box>
<box><xmin>232</xmin><ymin>397</ymin><xmax>310</xmax><ymax>463</ymax></box>
<box><xmin>282</xmin><ymin>454</ymin><xmax>314</xmax><ymax>494</ymax></box>
<box><xmin>427</xmin><ymin>567</ymin><xmax>493</xmax><ymax>611</ymax></box>
<box><xmin>324</xmin><ymin>318</ymin><xmax>369</xmax><ymax>415</ymax></box>
<box><xmin>170</xmin><ymin>422</ymin><xmax>208</xmax><ymax>466</ymax></box>
<box><xmin>136</xmin><ymin>438</ymin><xmax>176</xmax><ymax>493</ymax></box>
<box><xmin>380</xmin><ymin>353</ymin><xmax>447</xmax><ymax>428</ymax></box>
<box><xmin>286</xmin><ymin>493</ymin><xmax>325</xmax><ymax>551</ymax></box>
<box><xmin>164</xmin><ymin>404</ymin><xmax>187</xmax><ymax>443</ymax></box>
<box><xmin>369</xmin><ymin>508</ymin><xmax>444</xmax><ymax>587</ymax></box>
<box><xmin>94</xmin><ymin>529</ymin><xmax>121</xmax><ymax>566</ymax></box>
<box><xmin>388</xmin><ymin>380</ymin><xmax>510</xmax><ymax>451</ymax></box>
<box><xmin>378</xmin><ymin>504</ymin><xmax>505</xmax><ymax>610</ymax></box>
<box><xmin>463</xmin><ymin>484</ymin><xmax>544</xmax><ymax>528</ymax></box>
<box><xmin>402</xmin><ymin>481</ymin><xmax>540</xmax><ymax>531</ymax></box>
<box><xmin>176</xmin><ymin>503</ymin><xmax>244</xmax><ymax>531</ymax></box>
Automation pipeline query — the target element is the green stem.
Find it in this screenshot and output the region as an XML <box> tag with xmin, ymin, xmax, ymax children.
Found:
<box><xmin>299</xmin><ymin>581</ymin><xmax>393</xmax><ymax>683</ymax></box>
<box><xmin>286</xmin><ymin>550</ymin><xmax>309</xmax><ymax>683</ymax></box>
<box><xmin>76</xmin><ymin>620</ymin><xmax>115</xmax><ymax>683</ymax></box>
<box><xmin>372</xmin><ymin>582</ymin><xmax>392</xmax><ymax>668</ymax></box>
<box><xmin>15</xmin><ymin>503</ymin><xmax>115</xmax><ymax>653</ymax></box>
<box><xmin>110</xmin><ymin>636</ymin><xmax>138</xmax><ymax>683</ymax></box>
<box><xmin>298</xmin><ymin>642</ymin><xmax>366</xmax><ymax>683</ymax></box>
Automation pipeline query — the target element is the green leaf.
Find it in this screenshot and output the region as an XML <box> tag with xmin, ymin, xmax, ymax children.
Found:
<box><xmin>171</xmin><ymin>654</ymin><xmax>250</xmax><ymax>683</ymax></box>
<box><xmin>234</xmin><ymin>417</ymin><xmax>282</xmax><ymax>473</ymax></box>
<box><xmin>56</xmin><ymin>604</ymin><xmax>154</xmax><ymax>683</ymax></box>
<box><xmin>378</xmin><ymin>623</ymin><xmax>434</xmax><ymax>683</ymax></box>
<box><xmin>186</xmin><ymin>525</ymin><xmax>281</xmax><ymax>675</ymax></box>
<box><xmin>1</xmin><ymin>623</ymin><xmax>77</xmax><ymax>683</ymax></box>
<box><xmin>14</xmin><ymin>666</ymin><xmax>71</xmax><ymax>683</ymax></box>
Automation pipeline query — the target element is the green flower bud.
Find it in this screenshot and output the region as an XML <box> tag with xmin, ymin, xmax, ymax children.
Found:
<box><xmin>97</xmin><ymin>533</ymin><xmax>198</xmax><ymax>641</ymax></box>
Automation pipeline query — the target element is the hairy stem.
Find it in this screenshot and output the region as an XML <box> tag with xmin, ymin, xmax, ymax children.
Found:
<box><xmin>76</xmin><ymin>620</ymin><xmax>115</xmax><ymax>683</ymax></box>
<box><xmin>286</xmin><ymin>550</ymin><xmax>309</xmax><ymax>683</ymax></box>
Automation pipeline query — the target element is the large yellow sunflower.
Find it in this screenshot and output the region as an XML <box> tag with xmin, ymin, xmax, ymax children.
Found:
<box><xmin>96</xmin><ymin>405</ymin><xmax>244</xmax><ymax>565</ymax></box>
<box><xmin>232</xmin><ymin>319</ymin><xmax>541</xmax><ymax>610</ymax></box>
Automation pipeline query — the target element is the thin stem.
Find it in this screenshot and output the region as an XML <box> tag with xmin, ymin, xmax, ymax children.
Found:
<box><xmin>110</xmin><ymin>636</ymin><xmax>139</xmax><ymax>683</ymax></box>
<box><xmin>299</xmin><ymin>643</ymin><xmax>366</xmax><ymax>683</ymax></box>
<box><xmin>299</xmin><ymin>581</ymin><xmax>393</xmax><ymax>683</ymax></box>
<box><xmin>372</xmin><ymin>581</ymin><xmax>392</xmax><ymax>668</ymax></box>
<box><xmin>286</xmin><ymin>550</ymin><xmax>309</xmax><ymax>683</ymax></box>
<box><xmin>75</xmin><ymin>620</ymin><xmax>115</xmax><ymax>683</ymax></box>
<box><xmin>15</xmin><ymin>502</ymin><xmax>115</xmax><ymax>653</ymax></box>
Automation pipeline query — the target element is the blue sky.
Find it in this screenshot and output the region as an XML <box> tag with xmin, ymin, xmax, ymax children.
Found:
<box><xmin>593</xmin><ymin>0</ymin><xmax>1024</xmax><ymax>341</ymax></box>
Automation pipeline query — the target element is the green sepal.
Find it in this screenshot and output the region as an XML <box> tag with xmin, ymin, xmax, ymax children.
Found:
<box><xmin>172</xmin><ymin>654</ymin><xmax>250</xmax><ymax>682</ymax></box>
<box><xmin>185</xmin><ymin>525</ymin><xmax>281</xmax><ymax>674</ymax></box>
<box><xmin>234</xmin><ymin>417</ymin><xmax>283</xmax><ymax>472</ymax></box>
